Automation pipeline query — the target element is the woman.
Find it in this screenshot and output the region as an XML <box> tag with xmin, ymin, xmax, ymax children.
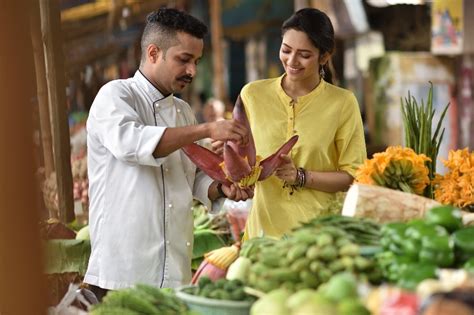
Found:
<box><xmin>218</xmin><ymin>8</ymin><xmax>366</xmax><ymax>239</ymax></box>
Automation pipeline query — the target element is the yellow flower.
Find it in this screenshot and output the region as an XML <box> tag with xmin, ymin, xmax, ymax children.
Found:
<box><xmin>433</xmin><ymin>148</ymin><xmax>474</xmax><ymax>208</ymax></box>
<box><xmin>356</xmin><ymin>146</ymin><xmax>431</xmax><ymax>195</ymax></box>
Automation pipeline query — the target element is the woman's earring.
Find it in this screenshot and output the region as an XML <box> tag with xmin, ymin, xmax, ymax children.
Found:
<box><xmin>319</xmin><ymin>66</ymin><xmax>325</xmax><ymax>79</ymax></box>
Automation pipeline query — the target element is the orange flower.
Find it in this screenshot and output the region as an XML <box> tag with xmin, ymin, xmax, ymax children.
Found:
<box><xmin>433</xmin><ymin>148</ymin><xmax>474</xmax><ymax>208</ymax></box>
<box><xmin>356</xmin><ymin>146</ymin><xmax>430</xmax><ymax>195</ymax></box>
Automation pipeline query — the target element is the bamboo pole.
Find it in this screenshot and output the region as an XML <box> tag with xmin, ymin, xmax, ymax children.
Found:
<box><xmin>40</xmin><ymin>0</ymin><xmax>75</xmax><ymax>223</ymax></box>
<box><xmin>209</xmin><ymin>0</ymin><xmax>228</xmax><ymax>102</ymax></box>
<box><xmin>30</xmin><ymin>0</ymin><xmax>55</xmax><ymax>181</ymax></box>
<box><xmin>0</xmin><ymin>2</ymin><xmax>47</xmax><ymax>314</ymax></box>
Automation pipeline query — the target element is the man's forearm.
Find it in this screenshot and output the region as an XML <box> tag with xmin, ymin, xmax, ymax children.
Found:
<box><xmin>153</xmin><ymin>124</ymin><xmax>210</xmax><ymax>158</ymax></box>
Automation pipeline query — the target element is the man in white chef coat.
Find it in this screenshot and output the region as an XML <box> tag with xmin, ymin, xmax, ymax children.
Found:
<box><xmin>84</xmin><ymin>7</ymin><xmax>252</xmax><ymax>300</ymax></box>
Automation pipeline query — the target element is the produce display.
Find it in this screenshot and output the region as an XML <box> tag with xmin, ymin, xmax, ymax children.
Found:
<box><xmin>192</xmin><ymin>202</ymin><xmax>231</xmax><ymax>270</ymax></box>
<box><xmin>376</xmin><ymin>205</ymin><xmax>469</xmax><ymax>290</ymax></box>
<box><xmin>400</xmin><ymin>82</ymin><xmax>449</xmax><ymax>198</ymax></box>
<box><xmin>90</xmin><ymin>284</ymin><xmax>191</xmax><ymax>315</ymax></box>
<box><xmin>245</xmin><ymin>224</ymin><xmax>381</xmax><ymax>293</ymax></box>
<box><xmin>433</xmin><ymin>148</ymin><xmax>474</xmax><ymax>209</ymax></box>
<box><xmin>192</xmin><ymin>243</ymin><xmax>240</xmax><ymax>284</ymax></box>
<box><xmin>189</xmin><ymin>277</ymin><xmax>256</xmax><ymax>302</ymax></box>
<box><xmin>296</xmin><ymin>215</ymin><xmax>381</xmax><ymax>246</ymax></box>
<box><xmin>356</xmin><ymin>146</ymin><xmax>431</xmax><ymax>195</ymax></box>
<box><xmin>251</xmin><ymin>273</ymin><xmax>370</xmax><ymax>315</ymax></box>
<box><xmin>39</xmin><ymin>82</ymin><xmax>474</xmax><ymax>315</ymax></box>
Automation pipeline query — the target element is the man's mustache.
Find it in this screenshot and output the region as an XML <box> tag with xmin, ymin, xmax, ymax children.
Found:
<box><xmin>178</xmin><ymin>75</ymin><xmax>193</xmax><ymax>83</ymax></box>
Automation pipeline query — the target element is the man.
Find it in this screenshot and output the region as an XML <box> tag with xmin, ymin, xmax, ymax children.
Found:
<box><xmin>84</xmin><ymin>8</ymin><xmax>252</xmax><ymax>298</ymax></box>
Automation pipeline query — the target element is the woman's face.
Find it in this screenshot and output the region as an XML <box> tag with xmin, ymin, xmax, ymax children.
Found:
<box><xmin>279</xmin><ymin>29</ymin><xmax>325</xmax><ymax>82</ymax></box>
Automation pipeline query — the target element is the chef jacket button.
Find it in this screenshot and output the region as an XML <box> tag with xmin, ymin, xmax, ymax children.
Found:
<box><xmin>166</xmin><ymin>240</ymin><xmax>170</xmax><ymax>245</ymax></box>
<box><xmin>165</xmin><ymin>168</ymin><xmax>169</xmax><ymax>172</ymax></box>
<box><xmin>168</xmin><ymin>203</ymin><xmax>173</xmax><ymax>208</ymax></box>
<box><xmin>155</xmin><ymin>103</ymin><xmax>160</xmax><ymax>108</ymax></box>
<box><xmin>186</xmin><ymin>242</ymin><xmax>191</xmax><ymax>246</ymax></box>
<box><xmin>177</xmin><ymin>108</ymin><xmax>182</xmax><ymax>113</ymax></box>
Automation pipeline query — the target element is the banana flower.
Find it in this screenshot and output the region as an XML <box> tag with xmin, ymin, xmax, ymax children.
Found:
<box><xmin>183</xmin><ymin>96</ymin><xmax>299</xmax><ymax>188</ymax></box>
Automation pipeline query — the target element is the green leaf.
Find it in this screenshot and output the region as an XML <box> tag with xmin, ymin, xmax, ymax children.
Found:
<box><xmin>192</xmin><ymin>229</ymin><xmax>226</xmax><ymax>260</ymax></box>
<box><xmin>400</xmin><ymin>82</ymin><xmax>450</xmax><ymax>198</ymax></box>
<box><xmin>432</xmin><ymin>102</ymin><xmax>450</xmax><ymax>145</ymax></box>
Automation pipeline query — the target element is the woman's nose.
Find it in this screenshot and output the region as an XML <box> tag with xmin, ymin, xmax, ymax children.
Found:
<box><xmin>288</xmin><ymin>53</ymin><xmax>299</xmax><ymax>66</ymax></box>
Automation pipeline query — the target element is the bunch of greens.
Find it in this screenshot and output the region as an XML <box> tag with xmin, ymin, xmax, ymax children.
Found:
<box><xmin>401</xmin><ymin>82</ymin><xmax>450</xmax><ymax>198</ymax></box>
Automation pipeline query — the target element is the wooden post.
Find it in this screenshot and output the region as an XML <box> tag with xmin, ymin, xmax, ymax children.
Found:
<box><xmin>0</xmin><ymin>2</ymin><xmax>47</xmax><ymax>314</ymax></box>
<box><xmin>30</xmin><ymin>0</ymin><xmax>55</xmax><ymax>180</ymax></box>
<box><xmin>209</xmin><ymin>0</ymin><xmax>228</xmax><ymax>102</ymax></box>
<box><xmin>40</xmin><ymin>0</ymin><xmax>75</xmax><ymax>223</ymax></box>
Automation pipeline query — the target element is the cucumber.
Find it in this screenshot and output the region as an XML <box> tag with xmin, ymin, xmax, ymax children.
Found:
<box><xmin>300</xmin><ymin>270</ymin><xmax>320</xmax><ymax>288</ymax></box>
<box><xmin>306</xmin><ymin>245</ymin><xmax>320</xmax><ymax>260</ymax></box>
<box><xmin>266</xmin><ymin>268</ymin><xmax>300</xmax><ymax>282</ymax></box>
<box><xmin>318</xmin><ymin>246</ymin><xmax>338</xmax><ymax>261</ymax></box>
<box><xmin>291</xmin><ymin>258</ymin><xmax>311</xmax><ymax>273</ymax></box>
<box><xmin>287</xmin><ymin>244</ymin><xmax>308</xmax><ymax>262</ymax></box>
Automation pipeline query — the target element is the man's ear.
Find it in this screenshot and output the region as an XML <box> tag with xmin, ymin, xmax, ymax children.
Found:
<box><xmin>146</xmin><ymin>44</ymin><xmax>161</xmax><ymax>64</ymax></box>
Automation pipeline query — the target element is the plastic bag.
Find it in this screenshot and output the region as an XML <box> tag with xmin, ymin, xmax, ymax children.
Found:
<box><xmin>222</xmin><ymin>199</ymin><xmax>252</xmax><ymax>241</ymax></box>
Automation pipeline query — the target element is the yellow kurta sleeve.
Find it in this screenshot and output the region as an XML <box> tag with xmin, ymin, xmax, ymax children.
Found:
<box><xmin>335</xmin><ymin>93</ymin><xmax>367</xmax><ymax>178</ymax></box>
<box><xmin>240</xmin><ymin>75</ymin><xmax>366</xmax><ymax>239</ymax></box>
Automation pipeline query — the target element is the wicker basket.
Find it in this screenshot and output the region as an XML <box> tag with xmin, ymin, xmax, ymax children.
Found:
<box><xmin>175</xmin><ymin>285</ymin><xmax>253</xmax><ymax>315</ymax></box>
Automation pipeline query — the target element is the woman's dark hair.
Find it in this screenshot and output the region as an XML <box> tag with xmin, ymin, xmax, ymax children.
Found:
<box><xmin>282</xmin><ymin>8</ymin><xmax>335</xmax><ymax>84</ymax></box>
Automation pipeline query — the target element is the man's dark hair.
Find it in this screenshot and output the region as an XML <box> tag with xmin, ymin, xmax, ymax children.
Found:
<box><xmin>140</xmin><ymin>7</ymin><xmax>208</xmax><ymax>64</ymax></box>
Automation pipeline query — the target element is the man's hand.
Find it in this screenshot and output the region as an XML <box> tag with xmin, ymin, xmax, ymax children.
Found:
<box><xmin>207</xmin><ymin>120</ymin><xmax>249</xmax><ymax>146</ymax></box>
<box><xmin>274</xmin><ymin>154</ymin><xmax>297</xmax><ymax>184</ymax></box>
<box><xmin>222</xmin><ymin>183</ymin><xmax>254</xmax><ymax>201</ymax></box>
<box><xmin>211</xmin><ymin>139</ymin><xmax>224</xmax><ymax>156</ymax></box>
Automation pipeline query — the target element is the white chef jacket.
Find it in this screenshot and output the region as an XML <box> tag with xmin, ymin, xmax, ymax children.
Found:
<box><xmin>84</xmin><ymin>70</ymin><xmax>215</xmax><ymax>290</ymax></box>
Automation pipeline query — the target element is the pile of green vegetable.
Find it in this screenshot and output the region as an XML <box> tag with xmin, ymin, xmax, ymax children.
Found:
<box><xmin>296</xmin><ymin>215</ymin><xmax>381</xmax><ymax>246</ymax></box>
<box><xmin>377</xmin><ymin>204</ymin><xmax>474</xmax><ymax>290</ymax></box>
<box><xmin>188</xmin><ymin>276</ymin><xmax>256</xmax><ymax>302</ymax></box>
<box><xmin>90</xmin><ymin>284</ymin><xmax>190</xmax><ymax>315</ymax></box>
<box><xmin>251</xmin><ymin>273</ymin><xmax>370</xmax><ymax>315</ymax></box>
<box><xmin>246</xmin><ymin>225</ymin><xmax>381</xmax><ymax>293</ymax></box>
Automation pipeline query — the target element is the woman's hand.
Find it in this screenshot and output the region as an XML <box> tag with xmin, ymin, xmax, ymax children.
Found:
<box><xmin>274</xmin><ymin>154</ymin><xmax>298</xmax><ymax>185</ymax></box>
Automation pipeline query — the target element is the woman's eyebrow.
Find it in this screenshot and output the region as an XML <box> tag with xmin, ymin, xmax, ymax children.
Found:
<box><xmin>282</xmin><ymin>43</ymin><xmax>312</xmax><ymax>53</ymax></box>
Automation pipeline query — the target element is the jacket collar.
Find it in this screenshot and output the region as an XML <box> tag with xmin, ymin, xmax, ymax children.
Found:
<box><xmin>134</xmin><ymin>70</ymin><xmax>174</xmax><ymax>103</ymax></box>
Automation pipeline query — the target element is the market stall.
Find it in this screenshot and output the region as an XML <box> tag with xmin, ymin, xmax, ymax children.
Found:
<box><xmin>65</xmin><ymin>78</ymin><xmax>474</xmax><ymax>315</ymax></box>
<box><xmin>11</xmin><ymin>0</ymin><xmax>474</xmax><ymax>314</ymax></box>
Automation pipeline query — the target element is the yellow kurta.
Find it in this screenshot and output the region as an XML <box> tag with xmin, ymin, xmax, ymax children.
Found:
<box><xmin>241</xmin><ymin>75</ymin><xmax>366</xmax><ymax>239</ymax></box>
